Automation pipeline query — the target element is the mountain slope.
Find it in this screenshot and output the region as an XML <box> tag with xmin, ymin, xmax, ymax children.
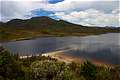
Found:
<box><xmin>0</xmin><ymin>16</ymin><xmax>120</xmax><ymax>41</ymax></box>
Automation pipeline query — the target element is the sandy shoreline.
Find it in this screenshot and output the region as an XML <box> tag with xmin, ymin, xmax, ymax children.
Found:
<box><xmin>16</xmin><ymin>49</ymin><xmax>114</xmax><ymax>67</ymax></box>
<box><xmin>42</xmin><ymin>50</ymin><xmax>84</xmax><ymax>64</ymax></box>
<box><xmin>41</xmin><ymin>50</ymin><xmax>113</xmax><ymax>67</ymax></box>
<box><xmin>18</xmin><ymin>49</ymin><xmax>113</xmax><ymax>67</ymax></box>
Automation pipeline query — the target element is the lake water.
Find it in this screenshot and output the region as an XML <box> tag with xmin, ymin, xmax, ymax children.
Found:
<box><xmin>1</xmin><ymin>33</ymin><xmax>120</xmax><ymax>65</ymax></box>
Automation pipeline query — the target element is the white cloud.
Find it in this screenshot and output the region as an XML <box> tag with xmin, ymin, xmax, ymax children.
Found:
<box><xmin>112</xmin><ymin>9</ymin><xmax>120</xmax><ymax>14</ymax></box>
<box><xmin>54</xmin><ymin>9</ymin><xmax>119</xmax><ymax>27</ymax></box>
<box><xmin>0</xmin><ymin>0</ymin><xmax>119</xmax><ymax>27</ymax></box>
<box><xmin>0</xmin><ymin>0</ymin><xmax>47</xmax><ymax>21</ymax></box>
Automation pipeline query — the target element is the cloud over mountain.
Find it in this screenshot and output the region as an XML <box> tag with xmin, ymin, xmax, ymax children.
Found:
<box><xmin>54</xmin><ymin>9</ymin><xmax>119</xmax><ymax>27</ymax></box>
<box><xmin>0</xmin><ymin>0</ymin><xmax>119</xmax><ymax>27</ymax></box>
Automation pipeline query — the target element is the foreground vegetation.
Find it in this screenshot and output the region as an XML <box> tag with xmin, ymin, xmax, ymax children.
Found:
<box><xmin>0</xmin><ymin>47</ymin><xmax>120</xmax><ymax>80</ymax></box>
<box><xmin>0</xmin><ymin>17</ymin><xmax>120</xmax><ymax>41</ymax></box>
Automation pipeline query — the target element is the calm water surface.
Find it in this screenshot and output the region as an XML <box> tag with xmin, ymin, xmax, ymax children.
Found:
<box><xmin>1</xmin><ymin>33</ymin><xmax>120</xmax><ymax>65</ymax></box>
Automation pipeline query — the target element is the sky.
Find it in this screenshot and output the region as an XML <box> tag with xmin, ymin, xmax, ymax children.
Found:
<box><xmin>0</xmin><ymin>0</ymin><xmax>119</xmax><ymax>27</ymax></box>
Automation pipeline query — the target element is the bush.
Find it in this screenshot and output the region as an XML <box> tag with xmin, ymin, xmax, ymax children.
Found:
<box><xmin>0</xmin><ymin>47</ymin><xmax>119</xmax><ymax>80</ymax></box>
<box><xmin>110</xmin><ymin>66</ymin><xmax>120</xmax><ymax>80</ymax></box>
<box><xmin>80</xmin><ymin>61</ymin><xmax>97</xmax><ymax>80</ymax></box>
<box><xmin>96</xmin><ymin>66</ymin><xmax>111</xmax><ymax>80</ymax></box>
<box><xmin>30</xmin><ymin>60</ymin><xmax>75</xmax><ymax>80</ymax></box>
<box><xmin>0</xmin><ymin>47</ymin><xmax>24</xmax><ymax>80</ymax></box>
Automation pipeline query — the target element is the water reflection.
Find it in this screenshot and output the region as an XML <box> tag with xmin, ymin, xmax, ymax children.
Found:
<box><xmin>1</xmin><ymin>33</ymin><xmax>120</xmax><ymax>65</ymax></box>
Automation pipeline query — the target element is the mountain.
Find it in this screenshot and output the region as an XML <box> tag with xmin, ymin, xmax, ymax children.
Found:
<box><xmin>0</xmin><ymin>16</ymin><xmax>120</xmax><ymax>41</ymax></box>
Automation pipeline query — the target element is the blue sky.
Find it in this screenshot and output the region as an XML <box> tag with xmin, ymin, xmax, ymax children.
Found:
<box><xmin>48</xmin><ymin>0</ymin><xmax>64</xmax><ymax>4</ymax></box>
<box><xmin>0</xmin><ymin>0</ymin><xmax>119</xmax><ymax>27</ymax></box>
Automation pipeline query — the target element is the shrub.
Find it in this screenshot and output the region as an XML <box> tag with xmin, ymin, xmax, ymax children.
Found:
<box><xmin>110</xmin><ymin>66</ymin><xmax>120</xmax><ymax>80</ymax></box>
<box><xmin>0</xmin><ymin>47</ymin><xmax>24</xmax><ymax>80</ymax></box>
<box><xmin>80</xmin><ymin>61</ymin><xmax>97</xmax><ymax>80</ymax></box>
<box><xmin>30</xmin><ymin>60</ymin><xmax>75</xmax><ymax>80</ymax></box>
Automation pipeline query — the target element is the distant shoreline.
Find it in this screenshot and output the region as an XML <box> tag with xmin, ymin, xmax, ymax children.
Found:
<box><xmin>1</xmin><ymin>32</ymin><xmax>119</xmax><ymax>43</ymax></box>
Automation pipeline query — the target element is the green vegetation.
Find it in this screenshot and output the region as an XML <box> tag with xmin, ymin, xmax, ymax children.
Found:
<box><xmin>0</xmin><ymin>47</ymin><xmax>120</xmax><ymax>80</ymax></box>
<box><xmin>0</xmin><ymin>47</ymin><xmax>24</xmax><ymax>80</ymax></box>
<box><xmin>0</xmin><ymin>17</ymin><xmax>120</xmax><ymax>41</ymax></box>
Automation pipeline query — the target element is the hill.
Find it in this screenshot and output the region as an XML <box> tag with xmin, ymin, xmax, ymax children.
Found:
<box><xmin>0</xmin><ymin>16</ymin><xmax>120</xmax><ymax>41</ymax></box>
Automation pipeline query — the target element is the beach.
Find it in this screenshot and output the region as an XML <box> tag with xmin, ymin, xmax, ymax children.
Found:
<box><xmin>41</xmin><ymin>50</ymin><xmax>113</xmax><ymax>67</ymax></box>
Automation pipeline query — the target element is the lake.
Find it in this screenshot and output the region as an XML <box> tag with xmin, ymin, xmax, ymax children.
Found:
<box><xmin>1</xmin><ymin>33</ymin><xmax>120</xmax><ymax>65</ymax></box>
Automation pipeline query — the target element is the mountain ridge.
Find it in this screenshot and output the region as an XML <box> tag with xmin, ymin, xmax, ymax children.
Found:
<box><xmin>0</xmin><ymin>16</ymin><xmax>119</xmax><ymax>28</ymax></box>
<box><xmin>0</xmin><ymin>16</ymin><xmax>120</xmax><ymax>41</ymax></box>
